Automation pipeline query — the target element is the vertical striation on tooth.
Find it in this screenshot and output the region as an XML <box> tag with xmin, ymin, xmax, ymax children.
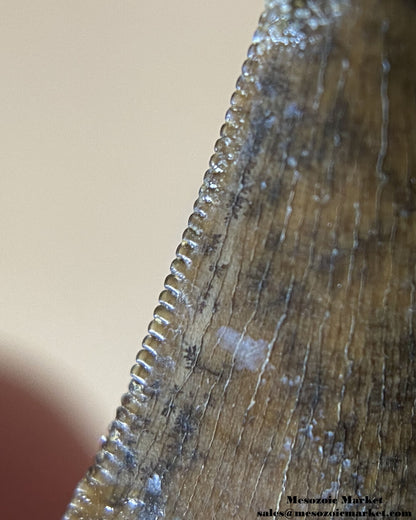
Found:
<box><xmin>63</xmin><ymin>1</ymin><xmax>416</xmax><ymax>518</ymax></box>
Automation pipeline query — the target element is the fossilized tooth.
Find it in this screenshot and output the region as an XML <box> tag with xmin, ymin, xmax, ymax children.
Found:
<box><xmin>64</xmin><ymin>0</ymin><xmax>416</xmax><ymax>518</ymax></box>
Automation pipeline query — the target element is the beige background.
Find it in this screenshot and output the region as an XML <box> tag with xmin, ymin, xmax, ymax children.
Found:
<box><xmin>0</xmin><ymin>0</ymin><xmax>263</xmax><ymax>450</ymax></box>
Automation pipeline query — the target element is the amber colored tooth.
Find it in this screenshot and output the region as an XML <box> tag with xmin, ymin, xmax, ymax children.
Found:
<box><xmin>64</xmin><ymin>1</ymin><xmax>416</xmax><ymax>518</ymax></box>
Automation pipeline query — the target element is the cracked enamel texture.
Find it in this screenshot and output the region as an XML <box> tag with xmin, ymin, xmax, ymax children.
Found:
<box><xmin>64</xmin><ymin>1</ymin><xmax>416</xmax><ymax>518</ymax></box>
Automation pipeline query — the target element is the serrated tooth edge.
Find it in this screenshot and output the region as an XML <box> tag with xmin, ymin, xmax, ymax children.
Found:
<box><xmin>64</xmin><ymin>8</ymin><xmax>264</xmax><ymax>516</ymax></box>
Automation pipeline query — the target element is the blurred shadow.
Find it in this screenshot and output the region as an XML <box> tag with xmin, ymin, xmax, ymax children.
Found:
<box><xmin>0</xmin><ymin>369</ymin><xmax>93</xmax><ymax>519</ymax></box>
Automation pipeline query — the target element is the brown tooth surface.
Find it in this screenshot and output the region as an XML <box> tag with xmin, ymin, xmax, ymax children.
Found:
<box><xmin>64</xmin><ymin>1</ymin><xmax>416</xmax><ymax>518</ymax></box>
